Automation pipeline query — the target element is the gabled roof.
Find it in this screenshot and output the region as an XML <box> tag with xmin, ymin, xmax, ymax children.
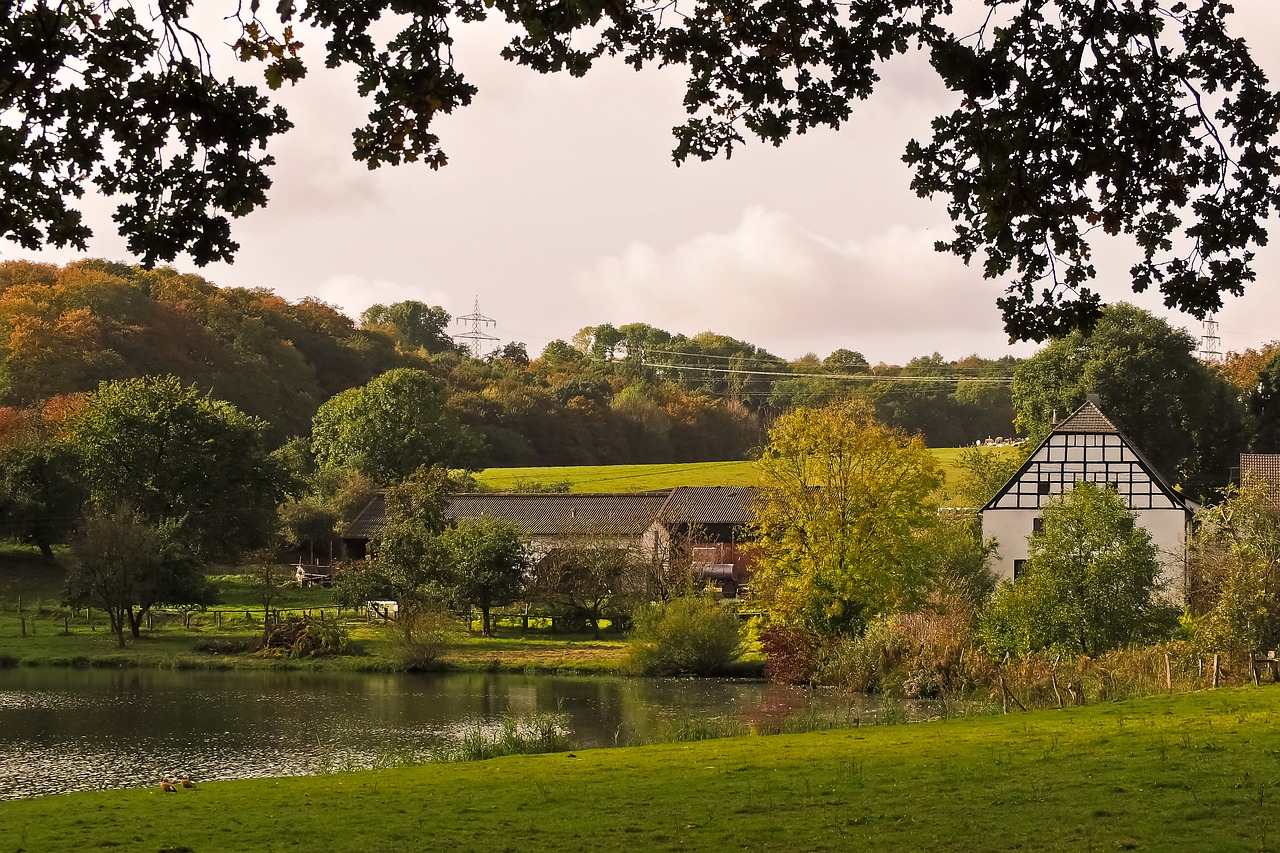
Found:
<box><xmin>1053</xmin><ymin>400</ymin><xmax>1120</xmax><ymax>433</ymax></box>
<box><xmin>982</xmin><ymin>399</ymin><xmax>1194</xmax><ymax>513</ymax></box>
<box><xmin>656</xmin><ymin>486</ymin><xmax>757</xmax><ymax>526</ymax></box>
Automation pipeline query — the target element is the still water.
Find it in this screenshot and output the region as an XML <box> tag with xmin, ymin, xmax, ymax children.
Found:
<box><xmin>0</xmin><ymin>668</ymin><xmax>855</xmax><ymax>799</ymax></box>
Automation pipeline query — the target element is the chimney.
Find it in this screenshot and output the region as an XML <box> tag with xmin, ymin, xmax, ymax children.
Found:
<box><xmin>1086</xmin><ymin>393</ymin><xmax>1102</xmax><ymax>407</ymax></box>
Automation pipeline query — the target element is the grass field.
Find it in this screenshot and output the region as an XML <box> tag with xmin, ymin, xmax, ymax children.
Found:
<box><xmin>475</xmin><ymin>447</ymin><xmax>1001</xmax><ymax>502</ymax></box>
<box><xmin>4</xmin><ymin>686</ymin><xmax>1280</xmax><ymax>851</ymax></box>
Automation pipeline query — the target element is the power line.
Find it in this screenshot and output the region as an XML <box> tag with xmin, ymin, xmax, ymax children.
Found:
<box><xmin>641</xmin><ymin>356</ymin><xmax>1014</xmax><ymax>383</ymax></box>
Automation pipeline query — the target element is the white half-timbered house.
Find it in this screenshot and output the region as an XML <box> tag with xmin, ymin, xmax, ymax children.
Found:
<box><xmin>981</xmin><ymin>398</ymin><xmax>1197</xmax><ymax>595</ymax></box>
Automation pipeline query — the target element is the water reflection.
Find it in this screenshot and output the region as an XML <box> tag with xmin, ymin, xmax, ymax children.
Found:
<box><xmin>0</xmin><ymin>668</ymin><xmax>862</xmax><ymax>800</ymax></box>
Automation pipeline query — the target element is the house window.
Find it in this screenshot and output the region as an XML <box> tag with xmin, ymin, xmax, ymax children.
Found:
<box><xmin>1038</xmin><ymin>481</ymin><xmax>1051</xmax><ymax>495</ymax></box>
<box><xmin>1032</xmin><ymin>517</ymin><xmax>1043</xmax><ymax>533</ymax></box>
<box><xmin>1013</xmin><ymin>559</ymin><xmax>1026</xmax><ymax>578</ymax></box>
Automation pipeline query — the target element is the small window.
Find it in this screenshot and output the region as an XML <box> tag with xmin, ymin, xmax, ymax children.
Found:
<box><xmin>1013</xmin><ymin>559</ymin><xmax>1026</xmax><ymax>578</ymax></box>
<box><xmin>1032</xmin><ymin>517</ymin><xmax>1043</xmax><ymax>533</ymax></box>
<box><xmin>1038</xmin><ymin>481</ymin><xmax>1051</xmax><ymax>495</ymax></box>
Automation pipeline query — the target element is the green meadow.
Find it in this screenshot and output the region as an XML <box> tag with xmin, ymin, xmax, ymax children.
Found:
<box><xmin>4</xmin><ymin>687</ymin><xmax>1280</xmax><ymax>851</ymax></box>
<box><xmin>475</xmin><ymin>447</ymin><xmax>985</xmax><ymax>497</ymax></box>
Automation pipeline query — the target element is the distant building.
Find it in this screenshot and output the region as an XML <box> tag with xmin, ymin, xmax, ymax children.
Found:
<box><xmin>1239</xmin><ymin>453</ymin><xmax>1280</xmax><ymax>504</ymax></box>
<box><xmin>342</xmin><ymin>486</ymin><xmax>757</xmax><ymax>597</ymax></box>
<box><xmin>981</xmin><ymin>398</ymin><xmax>1197</xmax><ymax>596</ymax></box>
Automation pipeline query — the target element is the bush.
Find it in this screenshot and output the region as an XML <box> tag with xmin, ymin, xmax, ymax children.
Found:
<box><xmin>817</xmin><ymin>595</ymin><xmax>988</xmax><ymax>697</ymax></box>
<box><xmin>759</xmin><ymin>624</ymin><xmax>823</xmax><ymax>684</ymax></box>
<box><xmin>627</xmin><ymin>595</ymin><xmax>742</xmax><ymax>676</ymax></box>
<box><xmin>392</xmin><ymin>606</ymin><xmax>456</xmax><ymax>670</ymax></box>
<box><xmin>259</xmin><ymin>616</ymin><xmax>350</xmax><ymax>658</ymax></box>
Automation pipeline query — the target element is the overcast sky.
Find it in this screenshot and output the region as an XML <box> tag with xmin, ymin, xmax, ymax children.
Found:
<box><xmin>7</xmin><ymin>6</ymin><xmax>1280</xmax><ymax>365</ymax></box>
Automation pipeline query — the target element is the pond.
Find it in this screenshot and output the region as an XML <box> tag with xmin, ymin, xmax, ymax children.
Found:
<box><xmin>0</xmin><ymin>668</ymin><xmax>878</xmax><ymax>800</ymax></box>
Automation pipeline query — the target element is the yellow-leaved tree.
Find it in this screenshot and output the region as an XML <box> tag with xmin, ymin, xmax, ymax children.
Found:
<box><xmin>750</xmin><ymin>400</ymin><xmax>942</xmax><ymax>637</ymax></box>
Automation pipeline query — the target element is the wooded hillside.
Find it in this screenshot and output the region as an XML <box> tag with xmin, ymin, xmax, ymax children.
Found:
<box><xmin>0</xmin><ymin>259</ymin><xmax>1021</xmax><ymax>465</ymax></box>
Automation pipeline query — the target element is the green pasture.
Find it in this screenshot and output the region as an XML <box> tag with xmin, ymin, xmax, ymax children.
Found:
<box><xmin>5</xmin><ymin>687</ymin><xmax>1280</xmax><ymax>851</ymax></box>
<box><xmin>0</xmin><ymin>551</ymin><xmax>630</xmax><ymax>672</ymax></box>
<box><xmin>475</xmin><ymin>447</ymin><xmax>1002</xmax><ymax>502</ymax></box>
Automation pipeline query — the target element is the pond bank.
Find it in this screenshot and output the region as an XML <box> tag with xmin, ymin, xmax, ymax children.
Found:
<box><xmin>2</xmin><ymin>687</ymin><xmax>1275</xmax><ymax>851</ymax></box>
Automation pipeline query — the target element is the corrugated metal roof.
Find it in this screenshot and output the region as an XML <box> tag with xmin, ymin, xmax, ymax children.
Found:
<box><xmin>343</xmin><ymin>491</ymin><xmax>673</xmax><ymax>540</ymax></box>
<box><xmin>656</xmin><ymin>486</ymin><xmax>757</xmax><ymax>525</ymax></box>
<box><xmin>448</xmin><ymin>492</ymin><xmax>671</xmax><ymax>536</ymax></box>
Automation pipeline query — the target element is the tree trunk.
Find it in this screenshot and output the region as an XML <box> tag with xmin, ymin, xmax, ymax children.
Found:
<box><xmin>36</xmin><ymin>539</ymin><xmax>54</xmax><ymax>563</ymax></box>
<box><xmin>481</xmin><ymin>605</ymin><xmax>492</xmax><ymax>636</ymax></box>
<box><xmin>128</xmin><ymin>607</ymin><xmax>145</xmax><ymax>639</ymax></box>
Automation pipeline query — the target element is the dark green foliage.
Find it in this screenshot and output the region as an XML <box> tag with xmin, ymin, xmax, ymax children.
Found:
<box><xmin>1011</xmin><ymin>304</ymin><xmax>1246</xmax><ymax>495</ymax></box>
<box><xmin>2</xmin><ymin>2</ymin><xmax>290</xmax><ymax>265</ymax></box>
<box><xmin>627</xmin><ymin>596</ymin><xmax>742</xmax><ymax>676</ymax></box>
<box><xmin>979</xmin><ymin>483</ymin><xmax>1179</xmax><ymax>657</ymax></box>
<box><xmin>441</xmin><ymin>516</ymin><xmax>530</xmax><ymax>635</ymax></box>
<box><xmin>360</xmin><ymin>302</ymin><xmax>457</xmax><ymax>354</ymax></box>
<box><xmin>0</xmin><ymin>434</ymin><xmax>83</xmax><ymax>561</ymax></box>
<box><xmin>8</xmin><ymin>3</ymin><xmax>1275</xmax><ymax>338</ymax></box>
<box><xmin>64</xmin><ymin>376</ymin><xmax>284</xmax><ymax>558</ymax></box>
<box><xmin>1251</xmin><ymin>348</ymin><xmax>1280</xmax><ymax>453</ymax></box>
<box><xmin>311</xmin><ymin>369</ymin><xmax>483</xmax><ymax>484</ymax></box>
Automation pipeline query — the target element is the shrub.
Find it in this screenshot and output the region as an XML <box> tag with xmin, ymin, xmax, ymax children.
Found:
<box><xmin>391</xmin><ymin>606</ymin><xmax>456</xmax><ymax>670</ymax></box>
<box><xmin>627</xmin><ymin>595</ymin><xmax>742</xmax><ymax>676</ymax></box>
<box><xmin>192</xmin><ymin>637</ymin><xmax>257</xmax><ymax>655</ymax></box>
<box><xmin>817</xmin><ymin>595</ymin><xmax>988</xmax><ymax>697</ymax></box>
<box><xmin>259</xmin><ymin>616</ymin><xmax>350</xmax><ymax>658</ymax></box>
<box><xmin>759</xmin><ymin>624</ymin><xmax>823</xmax><ymax>684</ymax></box>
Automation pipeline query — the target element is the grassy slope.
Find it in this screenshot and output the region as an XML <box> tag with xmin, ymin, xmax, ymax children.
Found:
<box><xmin>475</xmin><ymin>448</ymin><xmax>981</xmax><ymax>495</ymax></box>
<box><xmin>4</xmin><ymin>687</ymin><xmax>1280</xmax><ymax>851</ymax></box>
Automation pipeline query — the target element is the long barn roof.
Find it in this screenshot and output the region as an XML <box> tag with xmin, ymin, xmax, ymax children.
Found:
<box><xmin>343</xmin><ymin>486</ymin><xmax>757</xmax><ymax>541</ymax></box>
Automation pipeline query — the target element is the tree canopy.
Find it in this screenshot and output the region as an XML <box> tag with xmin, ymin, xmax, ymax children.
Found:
<box><xmin>63</xmin><ymin>375</ymin><xmax>285</xmax><ymax>558</ymax></box>
<box><xmin>310</xmin><ymin>368</ymin><xmax>482</xmax><ymax>484</ymax></box>
<box><xmin>1011</xmin><ymin>303</ymin><xmax>1245</xmax><ymax>495</ymax></box>
<box><xmin>5</xmin><ymin>2</ymin><xmax>1277</xmax><ymax>340</ymax></box>
<box><xmin>749</xmin><ymin>400</ymin><xmax>942</xmax><ymax>637</ymax></box>
<box><xmin>979</xmin><ymin>481</ymin><xmax>1174</xmax><ymax>657</ymax></box>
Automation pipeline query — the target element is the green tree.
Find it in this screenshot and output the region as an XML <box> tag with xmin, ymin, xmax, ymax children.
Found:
<box><xmin>1251</xmin><ymin>349</ymin><xmax>1280</xmax><ymax>454</ymax></box>
<box><xmin>1187</xmin><ymin>478</ymin><xmax>1280</xmax><ymax>657</ymax></box>
<box><xmin>64</xmin><ymin>376</ymin><xmax>284</xmax><ymax>558</ymax></box>
<box><xmin>1011</xmin><ymin>304</ymin><xmax>1245</xmax><ymax>495</ymax></box>
<box><xmin>750</xmin><ymin>400</ymin><xmax>942</xmax><ymax>637</ymax></box>
<box><xmin>360</xmin><ymin>302</ymin><xmax>456</xmax><ymax>354</ymax></box>
<box><xmin>332</xmin><ymin>466</ymin><xmax>455</xmax><ymax>643</ymax></box>
<box><xmin>441</xmin><ymin>516</ymin><xmax>530</xmax><ymax>635</ymax></box>
<box><xmin>311</xmin><ymin>368</ymin><xmax>482</xmax><ymax>485</ymax></box>
<box><xmin>979</xmin><ymin>482</ymin><xmax>1175</xmax><ymax>657</ymax></box>
<box><xmin>64</xmin><ymin>504</ymin><xmax>215</xmax><ymax>647</ymax></box>
<box><xmin>0</xmin><ymin>431</ymin><xmax>83</xmax><ymax>561</ymax></box>
<box><xmin>529</xmin><ymin>536</ymin><xmax>646</xmax><ymax>639</ymax></box>
<box><xmin>8</xmin><ymin>3</ymin><xmax>1274</xmax><ymax>340</ymax></box>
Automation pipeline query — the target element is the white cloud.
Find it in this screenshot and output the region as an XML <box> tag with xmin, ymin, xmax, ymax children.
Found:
<box><xmin>314</xmin><ymin>274</ymin><xmax>452</xmax><ymax>319</ymax></box>
<box><xmin>574</xmin><ymin>207</ymin><xmax>1032</xmax><ymax>362</ymax></box>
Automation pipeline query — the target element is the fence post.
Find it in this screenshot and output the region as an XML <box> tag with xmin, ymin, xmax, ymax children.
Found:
<box><xmin>1212</xmin><ymin>653</ymin><xmax>1221</xmax><ymax>688</ymax></box>
<box><xmin>1165</xmin><ymin>652</ymin><xmax>1172</xmax><ymax>691</ymax></box>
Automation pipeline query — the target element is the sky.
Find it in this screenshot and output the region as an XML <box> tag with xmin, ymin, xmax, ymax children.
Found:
<box><xmin>7</xmin><ymin>5</ymin><xmax>1280</xmax><ymax>365</ymax></box>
